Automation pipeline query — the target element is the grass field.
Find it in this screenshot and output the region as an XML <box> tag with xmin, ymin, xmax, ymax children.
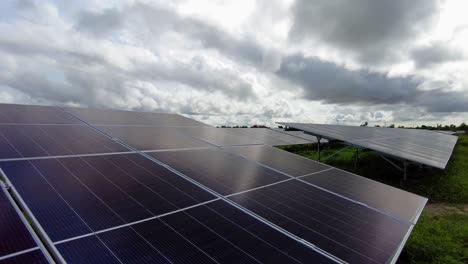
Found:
<box><xmin>278</xmin><ymin>134</ymin><xmax>468</xmax><ymax>264</ymax></box>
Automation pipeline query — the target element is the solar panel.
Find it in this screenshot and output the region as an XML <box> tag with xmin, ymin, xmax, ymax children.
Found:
<box><xmin>0</xmin><ymin>184</ymin><xmax>52</xmax><ymax>263</ymax></box>
<box><xmin>177</xmin><ymin>127</ymin><xmax>264</xmax><ymax>147</ymax></box>
<box><xmin>224</xmin><ymin>128</ymin><xmax>312</xmax><ymax>146</ymax></box>
<box><xmin>226</xmin><ymin>145</ymin><xmax>330</xmax><ymax>177</ymax></box>
<box><xmin>148</xmin><ymin>148</ymin><xmax>289</xmax><ymax>195</ymax></box>
<box><xmin>96</xmin><ymin>126</ymin><xmax>214</xmax><ymax>151</ymax></box>
<box><xmin>0</xmin><ymin>103</ymin><xmax>80</xmax><ymax>125</ymax></box>
<box><xmin>272</xmin><ymin>128</ymin><xmax>328</xmax><ymax>142</ymax></box>
<box><xmin>229</xmin><ymin>180</ymin><xmax>415</xmax><ymax>264</ymax></box>
<box><xmin>56</xmin><ymin>200</ymin><xmax>334</xmax><ymax>264</ymax></box>
<box><xmin>63</xmin><ymin>107</ymin><xmax>207</xmax><ymax>126</ymax></box>
<box><xmin>280</xmin><ymin>123</ymin><xmax>458</xmax><ymax>169</ymax></box>
<box><xmin>0</xmin><ymin>153</ymin><xmax>215</xmax><ymax>242</ymax></box>
<box><xmin>0</xmin><ymin>124</ymin><xmax>130</xmax><ymax>160</ymax></box>
<box><xmin>0</xmin><ymin>104</ymin><xmax>428</xmax><ymax>263</ymax></box>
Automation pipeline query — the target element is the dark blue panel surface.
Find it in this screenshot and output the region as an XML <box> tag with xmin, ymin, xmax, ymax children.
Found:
<box><xmin>149</xmin><ymin>149</ymin><xmax>289</xmax><ymax>195</ymax></box>
<box><xmin>60</xmin><ymin>200</ymin><xmax>333</xmax><ymax>264</ymax></box>
<box><xmin>96</xmin><ymin>126</ymin><xmax>213</xmax><ymax>151</ymax></box>
<box><xmin>1</xmin><ymin>161</ymin><xmax>91</xmax><ymax>242</ymax></box>
<box><xmin>0</xmin><ymin>188</ymin><xmax>37</xmax><ymax>257</ymax></box>
<box><xmin>0</xmin><ymin>250</ymin><xmax>49</xmax><ymax>264</ymax></box>
<box><xmin>98</xmin><ymin>227</ymin><xmax>171</xmax><ymax>264</ymax></box>
<box><xmin>0</xmin><ymin>124</ymin><xmax>129</xmax><ymax>160</ymax></box>
<box><xmin>0</xmin><ymin>103</ymin><xmax>81</xmax><ymax>124</ymax></box>
<box><xmin>57</xmin><ymin>235</ymin><xmax>121</xmax><ymax>264</ymax></box>
<box><xmin>65</xmin><ymin>107</ymin><xmax>207</xmax><ymax>126</ymax></box>
<box><xmin>225</xmin><ymin>145</ymin><xmax>330</xmax><ymax>176</ymax></box>
<box><xmin>229</xmin><ymin>180</ymin><xmax>412</xmax><ymax>264</ymax></box>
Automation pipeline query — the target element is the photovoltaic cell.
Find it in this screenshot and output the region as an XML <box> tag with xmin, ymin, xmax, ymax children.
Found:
<box><xmin>0</xmin><ymin>250</ymin><xmax>49</xmax><ymax>264</ymax></box>
<box><xmin>0</xmin><ymin>186</ymin><xmax>51</xmax><ymax>263</ymax></box>
<box><xmin>300</xmin><ymin>168</ymin><xmax>427</xmax><ymax>223</ymax></box>
<box><xmin>0</xmin><ymin>187</ymin><xmax>37</xmax><ymax>257</ymax></box>
<box><xmin>96</xmin><ymin>126</ymin><xmax>213</xmax><ymax>151</ymax></box>
<box><xmin>225</xmin><ymin>128</ymin><xmax>312</xmax><ymax>146</ymax></box>
<box><xmin>177</xmin><ymin>127</ymin><xmax>264</xmax><ymax>146</ymax></box>
<box><xmin>0</xmin><ymin>124</ymin><xmax>130</xmax><ymax>160</ymax></box>
<box><xmin>57</xmin><ymin>201</ymin><xmax>334</xmax><ymax>264</ymax></box>
<box><xmin>229</xmin><ymin>180</ymin><xmax>414</xmax><ymax>264</ymax></box>
<box><xmin>280</xmin><ymin>123</ymin><xmax>458</xmax><ymax>169</ymax></box>
<box><xmin>225</xmin><ymin>145</ymin><xmax>330</xmax><ymax>177</ymax></box>
<box><xmin>148</xmin><ymin>148</ymin><xmax>289</xmax><ymax>195</ymax></box>
<box><xmin>64</xmin><ymin>107</ymin><xmax>207</xmax><ymax>126</ymax></box>
<box><xmin>0</xmin><ymin>103</ymin><xmax>81</xmax><ymax>125</ymax></box>
<box><xmin>0</xmin><ymin>153</ymin><xmax>215</xmax><ymax>242</ymax></box>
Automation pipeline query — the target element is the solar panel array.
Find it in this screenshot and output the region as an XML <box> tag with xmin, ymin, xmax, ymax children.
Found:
<box><xmin>280</xmin><ymin>123</ymin><xmax>458</xmax><ymax>169</ymax></box>
<box><xmin>0</xmin><ymin>103</ymin><xmax>428</xmax><ymax>264</ymax></box>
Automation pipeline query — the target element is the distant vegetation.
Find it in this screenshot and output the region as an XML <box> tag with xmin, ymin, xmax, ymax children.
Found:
<box><xmin>278</xmin><ymin>134</ymin><xmax>468</xmax><ymax>264</ymax></box>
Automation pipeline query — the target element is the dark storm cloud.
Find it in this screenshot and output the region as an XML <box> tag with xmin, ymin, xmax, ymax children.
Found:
<box><xmin>276</xmin><ymin>54</ymin><xmax>468</xmax><ymax>113</ymax></box>
<box><xmin>411</xmin><ymin>43</ymin><xmax>464</xmax><ymax>68</ymax></box>
<box><xmin>289</xmin><ymin>0</ymin><xmax>439</xmax><ymax>63</ymax></box>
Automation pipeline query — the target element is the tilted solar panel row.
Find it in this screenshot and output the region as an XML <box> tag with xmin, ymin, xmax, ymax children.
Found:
<box><xmin>279</xmin><ymin>123</ymin><xmax>458</xmax><ymax>169</ymax></box>
<box><xmin>0</xmin><ymin>103</ymin><xmax>427</xmax><ymax>263</ymax></box>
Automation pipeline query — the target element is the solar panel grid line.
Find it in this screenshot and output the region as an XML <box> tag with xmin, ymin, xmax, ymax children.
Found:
<box><xmin>130</xmin><ymin>152</ymin><xmax>344</xmax><ymax>263</ymax></box>
<box><xmin>0</xmin><ymin>151</ymin><xmax>136</xmax><ymax>162</ymax></box>
<box><xmin>227</xmin><ymin>183</ymin><xmax>407</xmax><ymax>264</ymax></box>
<box><xmin>0</xmin><ymin>184</ymin><xmax>53</xmax><ymax>263</ymax></box>
<box><xmin>155</xmin><ymin>218</ymin><xmax>222</xmax><ymax>264</ymax></box>
<box><xmin>0</xmin><ymin>169</ymin><xmax>63</xmax><ymax>264</ymax></box>
<box><xmin>0</xmin><ymin>247</ymin><xmax>40</xmax><ymax>262</ymax></box>
<box><xmin>53</xmin><ymin>198</ymin><xmax>221</xmax><ymax>246</ymax></box>
<box><xmin>49</xmin><ymin>160</ymin><xmax>176</xmax><ymax>264</ymax></box>
<box><xmin>232</xmin><ymin>183</ymin><xmax>402</xmax><ymax>262</ymax></box>
<box><xmin>296</xmin><ymin>174</ymin><xmax>420</xmax><ymax>225</ymax></box>
<box><xmin>184</xmin><ymin>202</ymin><xmax>308</xmax><ymax>264</ymax></box>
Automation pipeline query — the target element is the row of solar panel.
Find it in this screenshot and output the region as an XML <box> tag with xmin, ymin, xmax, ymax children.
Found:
<box><xmin>280</xmin><ymin>123</ymin><xmax>458</xmax><ymax>169</ymax></box>
<box><xmin>0</xmin><ymin>104</ymin><xmax>427</xmax><ymax>264</ymax></box>
<box><xmin>1</xmin><ymin>147</ymin><xmax>425</xmax><ymax>263</ymax></box>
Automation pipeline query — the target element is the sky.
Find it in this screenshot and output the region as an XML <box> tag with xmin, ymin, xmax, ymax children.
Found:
<box><xmin>0</xmin><ymin>0</ymin><xmax>468</xmax><ymax>127</ymax></box>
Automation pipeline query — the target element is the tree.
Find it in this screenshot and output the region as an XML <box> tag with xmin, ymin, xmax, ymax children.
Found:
<box><xmin>360</xmin><ymin>121</ymin><xmax>368</xmax><ymax>127</ymax></box>
<box><xmin>388</xmin><ymin>124</ymin><xmax>395</xmax><ymax>128</ymax></box>
<box><xmin>460</xmin><ymin>122</ymin><xmax>468</xmax><ymax>130</ymax></box>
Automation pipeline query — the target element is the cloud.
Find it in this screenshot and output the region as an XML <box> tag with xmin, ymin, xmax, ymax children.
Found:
<box><xmin>411</xmin><ymin>42</ymin><xmax>464</xmax><ymax>68</ymax></box>
<box><xmin>289</xmin><ymin>0</ymin><xmax>439</xmax><ymax>64</ymax></box>
<box><xmin>276</xmin><ymin>53</ymin><xmax>468</xmax><ymax>113</ymax></box>
<box><xmin>76</xmin><ymin>8</ymin><xmax>123</xmax><ymax>36</ymax></box>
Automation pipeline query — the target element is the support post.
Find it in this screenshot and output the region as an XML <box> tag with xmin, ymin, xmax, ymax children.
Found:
<box><xmin>403</xmin><ymin>161</ymin><xmax>408</xmax><ymax>181</ymax></box>
<box><xmin>316</xmin><ymin>136</ymin><xmax>322</xmax><ymax>162</ymax></box>
<box><xmin>354</xmin><ymin>148</ymin><xmax>360</xmax><ymax>169</ymax></box>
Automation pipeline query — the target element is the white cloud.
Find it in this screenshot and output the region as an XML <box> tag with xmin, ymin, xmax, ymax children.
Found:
<box><xmin>0</xmin><ymin>0</ymin><xmax>467</xmax><ymax>127</ymax></box>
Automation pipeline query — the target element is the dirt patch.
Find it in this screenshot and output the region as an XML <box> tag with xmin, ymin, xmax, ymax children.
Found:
<box><xmin>425</xmin><ymin>203</ymin><xmax>468</xmax><ymax>216</ymax></box>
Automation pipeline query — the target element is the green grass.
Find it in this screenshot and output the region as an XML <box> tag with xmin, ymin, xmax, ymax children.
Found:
<box><xmin>277</xmin><ymin>134</ymin><xmax>468</xmax><ymax>264</ymax></box>
<box><xmin>399</xmin><ymin>208</ymin><xmax>468</xmax><ymax>264</ymax></box>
